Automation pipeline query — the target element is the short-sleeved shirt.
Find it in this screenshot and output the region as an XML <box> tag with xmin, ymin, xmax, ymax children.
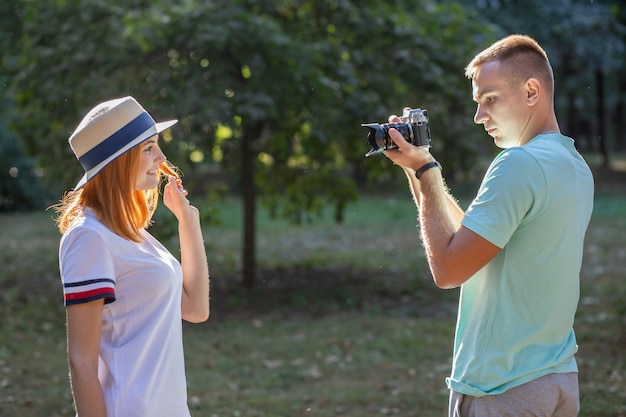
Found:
<box><xmin>59</xmin><ymin>208</ymin><xmax>191</xmax><ymax>417</ymax></box>
<box><xmin>447</xmin><ymin>133</ymin><xmax>594</xmax><ymax>397</ymax></box>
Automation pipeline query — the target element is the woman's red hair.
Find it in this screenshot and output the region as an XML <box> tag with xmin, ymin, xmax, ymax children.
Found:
<box><xmin>55</xmin><ymin>146</ymin><xmax>178</xmax><ymax>242</ymax></box>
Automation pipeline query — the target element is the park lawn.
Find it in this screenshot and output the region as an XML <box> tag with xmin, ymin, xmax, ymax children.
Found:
<box><xmin>1</xmin><ymin>183</ymin><xmax>625</xmax><ymax>417</ymax></box>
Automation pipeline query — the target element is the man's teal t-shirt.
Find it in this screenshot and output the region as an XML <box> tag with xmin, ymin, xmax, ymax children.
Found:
<box><xmin>448</xmin><ymin>133</ymin><xmax>594</xmax><ymax>397</ymax></box>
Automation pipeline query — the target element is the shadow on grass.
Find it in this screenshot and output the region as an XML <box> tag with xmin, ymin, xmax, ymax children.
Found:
<box><xmin>208</xmin><ymin>266</ymin><xmax>459</xmax><ymax>323</ymax></box>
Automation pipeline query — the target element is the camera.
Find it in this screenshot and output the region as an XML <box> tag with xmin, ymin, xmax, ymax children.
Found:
<box><xmin>362</xmin><ymin>108</ymin><xmax>431</xmax><ymax>157</ymax></box>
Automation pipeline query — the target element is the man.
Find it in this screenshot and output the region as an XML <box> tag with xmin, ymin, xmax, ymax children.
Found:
<box><xmin>385</xmin><ymin>35</ymin><xmax>594</xmax><ymax>416</ymax></box>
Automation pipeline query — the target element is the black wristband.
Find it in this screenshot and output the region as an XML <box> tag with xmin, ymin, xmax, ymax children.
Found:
<box><xmin>414</xmin><ymin>161</ymin><xmax>441</xmax><ymax>180</ymax></box>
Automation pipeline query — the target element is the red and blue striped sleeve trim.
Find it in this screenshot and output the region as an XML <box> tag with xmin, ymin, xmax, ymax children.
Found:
<box><xmin>64</xmin><ymin>278</ymin><xmax>116</xmax><ymax>306</ymax></box>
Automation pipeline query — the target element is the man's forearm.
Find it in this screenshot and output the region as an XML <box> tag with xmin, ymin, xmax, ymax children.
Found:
<box><xmin>405</xmin><ymin>167</ymin><xmax>464</xmax><ymax>229</ymax></box>
<box><xmin>412</xmin><ymin>168</ymin><xmax>463</xmax><ymax>287</ymax></box>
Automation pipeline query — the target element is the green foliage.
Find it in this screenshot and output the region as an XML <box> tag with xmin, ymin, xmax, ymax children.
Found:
<box><xmin>6</xmin><ymin>0</ymin><xmax>493</xmax><ymax>205</ymax></box>
<box><xmin>462</xmin><ymin>0</ymin><xmax>626</xmax><ymax>72</ymax></box>
<box><xmin>4</xmin><ymin>0</ymin><xmax>496</xmax><ymax>281</ymax></box>
<box><xmin>8</xmin><ymin>0</ymin><xmax>155</xmax><ymax>193</ymax></box>
<box><xmin>0</xmin><ymin>105</ymin><xmax>44</xmax><ymax>211</ymax></box>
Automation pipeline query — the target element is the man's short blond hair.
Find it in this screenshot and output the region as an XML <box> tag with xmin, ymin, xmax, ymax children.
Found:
<box><xmin>465</xmin><ymin>34</ymin><xmax>554</xmax><ymax>98</ymax></box>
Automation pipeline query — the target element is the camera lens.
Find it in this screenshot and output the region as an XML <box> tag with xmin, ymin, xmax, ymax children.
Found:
<box><xmin>362</xmin><ymin>122</ymin><xmax>413</xmax><ymax>156</ymax></box>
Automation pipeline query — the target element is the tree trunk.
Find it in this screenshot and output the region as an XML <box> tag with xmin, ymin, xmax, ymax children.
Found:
<box><xmin>566</xmin><ymin>92</ymin><xmax>579</xmax><ymax>147</ymax></box>
<box><xmin>616</xmin><ymin>74</ymin><xmax>626</xmax><ymax>152</ymax></box>
<box><xmin>595</xmin><ymin>70</ymin><xmax>609</xmax><ymax>167</ymax></box>
<box><xmin>241</xmin><ymin>127</ymin><xmax>257</xmax><ymax>288</ymax></box>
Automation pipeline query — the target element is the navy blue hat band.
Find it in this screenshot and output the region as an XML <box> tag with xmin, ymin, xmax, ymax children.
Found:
<box><xmin>78</xmin><ymin>112</ymin><xmax>155</xmax><ymax>172</ymax></box>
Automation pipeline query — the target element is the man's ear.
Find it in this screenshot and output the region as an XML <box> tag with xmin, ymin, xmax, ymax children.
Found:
<box><xmin>526</xmin><ymin>77</ymin><xmax>541</xmax><ymax>106</ymax></box>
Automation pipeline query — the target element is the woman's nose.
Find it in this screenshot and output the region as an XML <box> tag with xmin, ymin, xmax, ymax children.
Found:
<box><xmin>156</xmin><ymin>146</ymin><xmax>167</xmax><ymax>163</ymax></box>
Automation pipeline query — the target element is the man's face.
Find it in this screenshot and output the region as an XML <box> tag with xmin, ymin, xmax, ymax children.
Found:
<box><xmin>471</xmin><ymin>60</ymin><xmax>532</xmax><ymax>148</ymax></box>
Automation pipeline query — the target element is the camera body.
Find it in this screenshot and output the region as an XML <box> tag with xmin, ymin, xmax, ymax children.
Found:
<box><xmin>362</xmin><ymin>108</ymin><xmax>431</xmax><ymax>157</ymax></box>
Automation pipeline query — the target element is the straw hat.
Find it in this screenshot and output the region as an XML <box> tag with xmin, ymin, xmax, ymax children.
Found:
<box><xmin>69</xmin><ymin>96</ymin><xmax>177</xmax><ymax>190</ymax></box>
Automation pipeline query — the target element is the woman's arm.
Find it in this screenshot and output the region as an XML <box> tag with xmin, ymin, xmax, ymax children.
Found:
<box><xmin>163</xmin><ymin>176</ymin><xmax>210</xmax><ymax>322</ymax></box>
<box><xmin>66</xmin><ymin>300</ymin><xmax>107</xmax><ymax>417</ymax></box>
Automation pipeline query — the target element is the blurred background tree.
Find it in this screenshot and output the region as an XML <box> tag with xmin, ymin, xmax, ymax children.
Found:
<box><xmin>0</xmin><ymin>1</ymin><xmax>43</xmax><ymax>210</ymax></box>
<box><xmin>2</xmin><ymin>0</ymin><xmax>624</xmax><ymax>285</ymax></box>
<box><xmin>0</xmin><ymin>100</ymin><xmax>44</xmax><ymax>211</ymax></box>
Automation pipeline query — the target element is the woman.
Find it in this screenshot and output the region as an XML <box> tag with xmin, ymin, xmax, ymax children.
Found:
<box><xmin>54</xmin><ymin>96</ymin><xmax>210</xmax><ymax>417</ymax></box>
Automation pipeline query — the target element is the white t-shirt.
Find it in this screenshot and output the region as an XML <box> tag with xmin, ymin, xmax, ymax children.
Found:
<box><xmin>60</xmin><ymin>208</ymin><xmax>191</xmax><ymax>417</ymax></box>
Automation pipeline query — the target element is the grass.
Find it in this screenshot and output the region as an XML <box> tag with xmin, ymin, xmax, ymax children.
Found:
<box><xmin>1</xmin><ymin>172</ymin><xmax>625</xmax><ymax>416</ymax></box>
<box><xmin>183</xmin><ymin>314</ymin><xmax>452</xmax><ymax>417</ymax></box>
